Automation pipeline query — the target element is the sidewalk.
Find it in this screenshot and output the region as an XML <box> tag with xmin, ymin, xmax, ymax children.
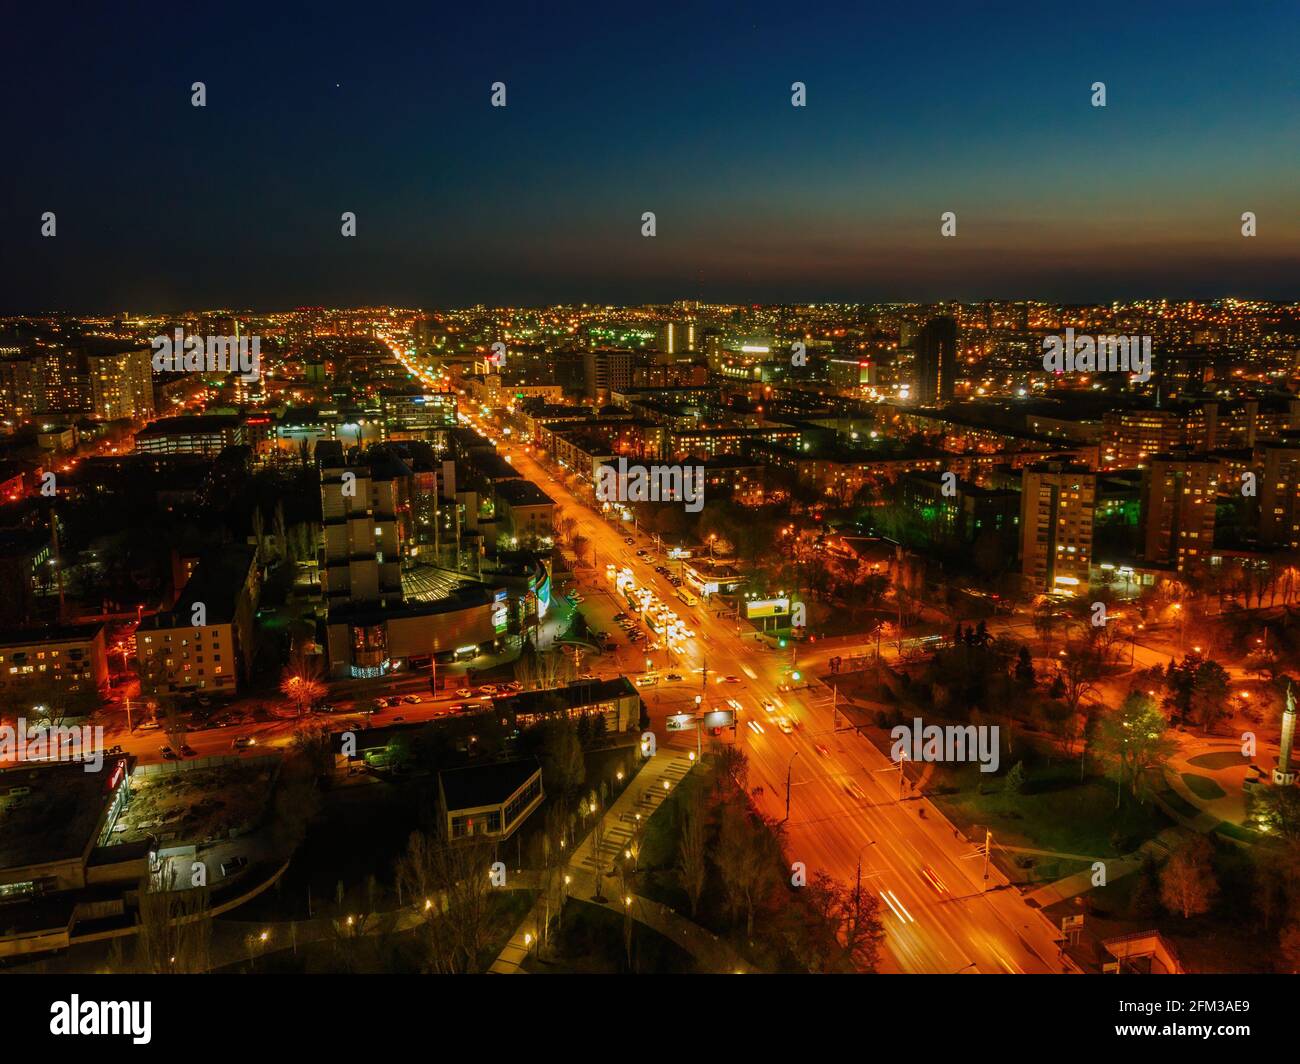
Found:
<box><xmin>489</xmin><ymin>749</ymin><xmax>754</xmax><ymax>973</ymax></box>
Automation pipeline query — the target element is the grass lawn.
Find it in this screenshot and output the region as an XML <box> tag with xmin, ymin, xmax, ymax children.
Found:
<box><xmin>1052</xmin><ymin>843</ymin><xmax>1274</xmax><ymax>973</ymax></box>
<box><xmin>522</xmin><ymin>898</ymin><xmax>697</xmax><ymax>974</ymax></box>
<box><xmin>931</xmin><ymin>757</ymin><xmax>1172</xmax><ymax>860</ymax></box>
<box><xmin>1180</xmin><ymin>772</ymin><xmax>1226</xmax><ymax>800</ymax></box>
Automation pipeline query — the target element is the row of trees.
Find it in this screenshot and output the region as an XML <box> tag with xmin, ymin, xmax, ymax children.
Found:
<box><xmin>675</xmin><ymin>747</ymin><xmax>885</xmax><ymax>972</ymax></box>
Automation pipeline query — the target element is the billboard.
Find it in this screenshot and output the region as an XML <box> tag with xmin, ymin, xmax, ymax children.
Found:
<box><xmin>745</xmin><ymin>596</ymin><xmax>790</xmax><ymax>620</ymax></box>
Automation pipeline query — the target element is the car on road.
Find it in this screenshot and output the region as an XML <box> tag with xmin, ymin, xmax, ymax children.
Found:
<box><xmin>220</xmin><ymin>856</ymin><xmax>248</xmax><ymax>878</ymax></box>
<box><xmin>160</xmin><ymin>746</ymin><xmax>178</xmax><ymax>760</ymax></box>
<box><xmin>612</xmin><ymin>612</ymin><xmax>629</xmax><ymax>621</ymax></box>
<box><xmin>180</xmin><ymin>744</ymin><xmax>197</xmax><ymax>757</ymax></box>
<box><xmin>456</xmin><ymin>688</ymin><xmax>474</xmax><ymax>698</ymax></box>
<box><xmin>919</xmin><ymin>865</ymin><xmax>949</xmax><ymax>894</ymax></box>
<box><xmin>635</xmin><ymin>675</ymin><xmax>659</xmax><ymax>687</ymax></box>
<box><xmin>503</xmin><ymin>681</ymin><xmax>522</xmax><ymax>692</ymax></box>
<box><xmin>577</xmin><ymin>672</ymin><xmax>598</xmax><ymax>681</ymax></box>
<box><xmin>232</xmin><ymin>736</ymin><xmax>256</xmax><ymax>750</ymax></box>
<box><xmin>385</xmin><ymin>696</ymin><xmax>403</xmax><ymax>707</ymax></box>
<box><xmin>392</xmin><ymin>715</ymin><xmax>405</xmax><ymax>723</ymax></box>
<box><xmin>761</xmin><ymin>700</ymin><xmax>776</xmax><ymax>713</ymax></box>
<box><xmin>373</xmin><ymin>698</ymin><xmax>388</xmax><ymax>710</ymax></box>
<box><xmin>665</xmin><ymin>673</ymin><xmax>683</xmax><ymax>682</ymax></box>
<box><xmin>624</xmin><ymin>536</ymin><xmax>635</xmax><ymax>545</ymax></box>
<box><xmin>722</xmin><ymin>675</ymin><xmax>740</xmax><ymax>684</ymax></box>
<box><xmin>776</xmin><ymin>717</ymin><xmax>794</xmax><ymax>735</ymax></box>
<box><xmin>401</xmin><ymin>694</ymin><xmax>422</xmax><ymax>704</ymax></box>
<box><xmin>477</xmin><ymin>685</ymin><xmax>498</xmax><ymax>696</ymax></box>
<box><xmin>137</xmin><ymin>721</ymin><xmax>161</xmax><ymax>732</ymax></box>
<box><xmin>107</xmin><ymin>744</ymin><xmax>123</xmax><ymax>755</ymax></box>
<box><xmin>815</xmin><ymin>743</ymin><xmax>830</xmax><ymax>758</ymax></box>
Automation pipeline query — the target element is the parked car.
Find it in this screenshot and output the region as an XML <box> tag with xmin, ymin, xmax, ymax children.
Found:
<box><xmin>180</xmin><ymin>744</ymin><xmax>197</xmax><ymax>757</ymax></box>
<box><xmin>160</xmin><ymin>746</ymin><xmax>178</xmax><ymax>760</ymax></box>
<box><xmin>220</xmin><ymin>856</ymin><xmax>248</xmax><ymax>878</ymax></box>
<box><xmin>107</xmin><ymin>744</ymin><xmax>123</xmax><ymax>755</ymax></box>
<box><xmin>477</xmin><ymin>685</ymin><xmax>498</xmax><ymax>696</ymax></box>
<box><xmin>401</xmin><ymin>694</ymin><xmax>421</xmax><ymax>704</ymax></box>
<box><xmin>456</xmin><ymin>688</ymin><xmax>474</xmax><ymax>699</ymax></box>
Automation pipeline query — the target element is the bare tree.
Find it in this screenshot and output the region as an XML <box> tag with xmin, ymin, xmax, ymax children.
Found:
<box><xmin>677</xmin><ymin>786</ymin><xmax>708</xmax><ymax>918</ymax></box>
<box><xmin>1159</xmin><ymin>835</ymin><xmax>1218</xmax><ymax>920</ymax></box>
<box><xmin>134</xmin><ymin>864</ymin><xmax>212</xmax><ymax>974</ymax></box>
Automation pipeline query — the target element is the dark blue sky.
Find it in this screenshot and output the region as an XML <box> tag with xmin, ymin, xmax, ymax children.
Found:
<box><xmin>3</xmin><ymin>0</ymin><xmax>1298</xmax><ymax>311</ymax></box>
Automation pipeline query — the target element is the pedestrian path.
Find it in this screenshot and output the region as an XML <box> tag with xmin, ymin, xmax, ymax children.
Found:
<box><xmin>490</xmin><ymin>749</ymin><xmax>734</xmax><ymax>973</ymax></box>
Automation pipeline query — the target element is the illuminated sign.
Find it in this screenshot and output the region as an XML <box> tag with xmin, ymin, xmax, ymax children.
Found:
<box><xmin>745</xmin><ymin>596</ymin><xmax>790</xmax><ymax>619</ymax></box>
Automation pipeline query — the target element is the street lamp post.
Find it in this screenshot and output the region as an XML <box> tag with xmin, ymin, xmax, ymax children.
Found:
<box><xmin>784</xmin><ymin>750</ymin><xmax>800</xmax><ymax>822</ymax></box>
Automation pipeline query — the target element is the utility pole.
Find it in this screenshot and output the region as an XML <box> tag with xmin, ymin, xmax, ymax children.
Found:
<box><xmin>983</xmin><ymin>828</ymin><xmax>992</xmax><ymax>888</ymax></box>
<box><xmin>784</xmin><ymin>750</ymin><xmax>800</xmax><ymax>822</ymax></box>
<box><xmin>897</xmin><ymin>750</ymin><xmax>907</xmax><ymax>798</ymax></box>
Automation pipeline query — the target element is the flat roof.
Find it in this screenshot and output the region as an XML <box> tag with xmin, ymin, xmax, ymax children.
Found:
<box><xmin>493</xmin><ymin>676</ymin><xmax>636</xmax><ymax>717</ymax></box>
<box><xmin>0</xmin><ymin>757</ymin><xmax>129</xmax><ymax>872</ymax></box>
<box><xmin>439</xmin><ymin>758</ymin><xmax>541</xmax><ymax>811</ymax></box>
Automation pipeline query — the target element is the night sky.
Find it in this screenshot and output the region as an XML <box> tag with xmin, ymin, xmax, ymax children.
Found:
<box><xmin>3</xmin><ymin>1</ymin><xmax>1298</xmax><ymax>312</ymax></box>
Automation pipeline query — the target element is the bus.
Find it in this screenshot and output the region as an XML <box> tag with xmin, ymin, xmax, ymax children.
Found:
<box><xmin>675</xmin><ymin>588</ymin><xmax>698</xmax><ymax>607</ymax></box>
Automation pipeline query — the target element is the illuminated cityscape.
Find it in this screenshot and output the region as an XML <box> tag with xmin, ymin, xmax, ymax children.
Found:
<box><xmin>0</xmin><ymin>3</ymin><xmax>1296</xmax><ymax>1042</ymax></box>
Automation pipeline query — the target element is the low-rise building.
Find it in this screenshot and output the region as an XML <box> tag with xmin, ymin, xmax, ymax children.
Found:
<box><xmin>438</xmin><ymin>758</ymin><xmax>544</xmax><ymax>841</ymax></box>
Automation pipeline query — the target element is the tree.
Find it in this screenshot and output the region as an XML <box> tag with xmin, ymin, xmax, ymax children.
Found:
<box><xmin>539</xmin><ymin>718</ymin><xmax>585</xmax><ymax>805</ymax></box>
<box><xmin>1278</xmin><ymin>922</ymin><xmax>1300</xmax><ymax>973</ymax></box>
<box><xmin>134</xmin><ymin>863</ymin><xmax>211</xmax><ymax>974</ymax></box>
<box><xmin>292</xmin><ymin>722</ymin><xmax>335</xmax><ymax>780</ymax></box>
<box><xmin>1159</xmin><ymin>835</ymin><xmax>1218</xmax><ymax>920</ymax></box>
<box><xmin>394</xmin><ymin>830</ymin><xmax>496</xmax><ymax>973</ymax></box>
<box><xmin>677</xmin><ymin>785</ymin><xmax>708</xmax><ymax>919</ymax></box>
<box><xmin>1189</xmin><ymin>659</ymin><xmax>1231</xmax><ymax>734</ymax></box>
<box><xmin>280</xmin><ymin>647</ymin><xmax>325</xmax><ymax>715</ymax></box>
<box><xmin>1250</xmin><ymin>784</ymin><xmax>1300</xmax><ymax>842</ymax></box>
<box><xmin>715</xmin><ymin>796</ymin><xmax>782</xmax><ymax>938</ymax></box>
<box><xmin>1004</xmin><ymin>760</ymin><xmax>1026</xmax><ymax>794</ymax></box>
<box><xmin>1094</xmin><ymin>691</ymin><xmax>1176</xmax><ymax>805</ymax></box>
<box><xmin>1056</xmin><ymin>642</ymin><xmax>1100</xmax><ymax>751</ymax></box>
<box><xmin>1014</xmin><ymin>646</ymin><xmax>1036</xmax><ymax>690</ymax></box>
